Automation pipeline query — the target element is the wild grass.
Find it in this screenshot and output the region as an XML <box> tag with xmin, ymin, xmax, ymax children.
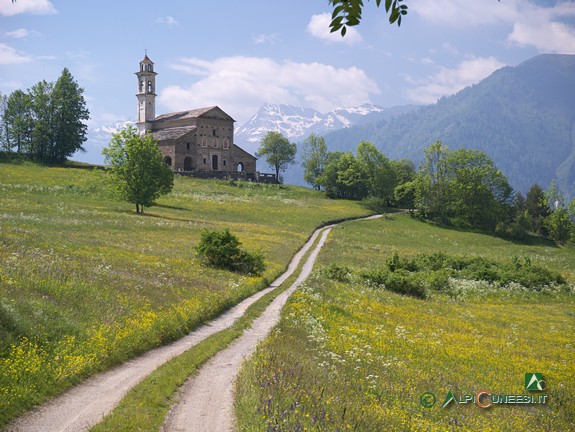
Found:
<box><xmin>0</xmin><ymin>161</ymin><xmax>369</xmax><ymax>426</ymax></box>
<box><xmin>236</xmin><ymin>214</ymin><xmax>575</xmax><ymax>431</ymax></box>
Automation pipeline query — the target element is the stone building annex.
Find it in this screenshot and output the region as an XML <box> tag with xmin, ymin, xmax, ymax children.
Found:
<box><xmin>135</xmin><ymin>55</ymin><xmax>264</xmax><ymax>181</ymax></box>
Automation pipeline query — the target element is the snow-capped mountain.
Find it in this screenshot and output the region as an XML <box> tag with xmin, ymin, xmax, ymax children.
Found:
<box><xmin>234</xmin><ymin>103</ymin><xmax>385</xmax><ymax>153</ymax></box>
<box><xmin>73</xmin><ymin>120</ymin><xmax>134</xmax><ymax>165</ymax></box>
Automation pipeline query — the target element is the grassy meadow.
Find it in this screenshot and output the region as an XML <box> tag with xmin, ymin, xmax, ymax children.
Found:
<box><xmin>236</xmin><ymin>214</ymin><xmax>575</xmax><ymax>431</ymax></box>
<box><xmin>0</xmin><ymin>161</ymin><xmax>369</xmax><ymax>426</ymax></box>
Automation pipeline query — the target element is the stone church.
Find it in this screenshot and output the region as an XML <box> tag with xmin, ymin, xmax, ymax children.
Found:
<box><xmin>135</xmin><ymin>55</ymin><xmax>259</xmax><ymax>180</ymax></box>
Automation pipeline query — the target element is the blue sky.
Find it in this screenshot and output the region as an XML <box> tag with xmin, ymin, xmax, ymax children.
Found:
<box><xmin>1</xmin><ymin>0</ymin><xmax>575</xmax><ymax>163</ymax></box>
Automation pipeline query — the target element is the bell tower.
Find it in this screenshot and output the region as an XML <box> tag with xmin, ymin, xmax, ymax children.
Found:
<box><xmin>135</xmin><ymin>54</ymin><xmax>157</xmax><ymax>133</ymax></box>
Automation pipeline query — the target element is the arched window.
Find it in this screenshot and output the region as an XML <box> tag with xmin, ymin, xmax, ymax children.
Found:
<box><xmin>184</xmin><ymin>157</ymin><xmax>193</xmax><ymax>171</ymax></box>
<box><xmin>212</xmin><ymin>137</ymin><xmax>218</xmax><ymax>148</ymax></box>
<box><xmin>147</xmin><ymin>81</ymin><xmax>153</xmax><ymax>93</ymax></box>
<box><xmin>164</xmin><ymin>156</ymin><xmax>172</xmax><ymax>166</ymax></box>
<box><xmin>223</xmin><ymin>138</ymin><xmax>230</xmax><ymax>149</ymax></box>
<box><xmin>237</xmin><ymin>162</ymin><xmax>244</xmax><ymax>172</ymax></box>
<box><xmin>201</xmin><ymin>137</ymin><xmax>208</xmax><ymax>147</ymax></box>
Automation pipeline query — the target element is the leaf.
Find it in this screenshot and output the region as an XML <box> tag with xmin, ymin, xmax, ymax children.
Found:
<box><xmin>385</xmin><ymin>0</ymin><xmax>393</xmax><ymax>13</ymax></box>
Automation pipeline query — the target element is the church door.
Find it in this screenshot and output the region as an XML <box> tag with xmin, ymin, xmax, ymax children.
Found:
<box><xmin>184</xmin><ymin>157</ymin><xmax>192</xmax><ymax>171</ymax></box>
<box><xmin>212</xmin><ymin>154</ymin><xmax>218</xmax><ymax>170</ymax></box>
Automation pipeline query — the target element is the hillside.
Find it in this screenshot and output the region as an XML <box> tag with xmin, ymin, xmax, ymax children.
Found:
<box><xmin>325</xmin><ymin>54</ymin><xmax>575</xmax><ymax>197</ymax></box>
<box><xmin>0</xmin><ymin>162</ymin><xmax>369</xmax><ymax>426</ymax></box>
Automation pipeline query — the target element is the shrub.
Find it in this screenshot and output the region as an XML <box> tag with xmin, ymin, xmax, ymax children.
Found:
<box><xmin>360</xmin><ymin>268</ymin><xmax>427</xmax><ymax>299</ymax></box>
<box><xmin>362</xmin><ymin>252</ymin><xmax>566</xmax><ymax>298</ymax></box>
<box><xmin>195</xmin><ymin>229</ymin><xmax>266</xmax><ymax>275</ymax></box>
<box><xmin>321</xmin><ymin>263</ymin><xmax>351</xmax><ymax>282</ymax></box>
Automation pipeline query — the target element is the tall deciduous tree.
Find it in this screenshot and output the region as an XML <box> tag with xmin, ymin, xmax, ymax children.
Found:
<box><xmin>356</xmin><ymin>141</ymin><xmax>395</xmax><ymax>202</ymax></box>
<box><xmin>415</xmin><ymin>141</ymin><xmax>452</xmax><ymax>224</ymax></box>
<box><xmin>0</xmin><ymin>93</ymin><xmax>9</xmax><ymax>152</ymax></box>
<box><xmin>4</xmin><ymin>89</ymin><xmax>33</xmax><ymax>154</ymax></box>
<box><xmin>447</xmin><ymin>148</ymin><xmax>513</xmax><ymax>230</ymax></box>
<box><xmin>2</xmin><ymin>69</ymin><xmax>88</xmax><ymax>163</ymax></box>
<box><xmin>301</xmin><ymin>133</ymin><xmax>329</xmax><ymax>190</ymax></box>
<box><xmin>103</xmin><ymin>126</ymin><xmax>173</xmax><ymax>214</ymax></box>
<box><xmin>29</xmin><ymin>80</ymin><xmax>54</xmax><ymax>161</ymax></box>
<box><xmin>257</xmin><ymin>131</ymin><xmax>297</xmax><ymax>183</ymax></box>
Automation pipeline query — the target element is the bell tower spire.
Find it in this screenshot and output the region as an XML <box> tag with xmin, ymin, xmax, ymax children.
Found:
<box><xmin>135</xmin><ymin>54</ymin><xmax>157</xmax><ymax>133</ymax></box>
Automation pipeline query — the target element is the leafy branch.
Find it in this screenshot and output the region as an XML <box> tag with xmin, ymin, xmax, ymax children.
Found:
<box><xmin>329</xmin><ymin>0</ymin><xmax>408</xmax><ymax>36</ymax></box>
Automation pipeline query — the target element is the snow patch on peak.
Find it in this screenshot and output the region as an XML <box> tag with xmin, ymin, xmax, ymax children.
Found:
<box><xmin>235</xmin><ymin>102</ymin><xmax>384</xmax><ymax>152</ymax></box>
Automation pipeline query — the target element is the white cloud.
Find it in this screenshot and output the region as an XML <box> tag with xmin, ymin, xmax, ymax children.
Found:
<box><xmin>155</xmin><ymin>16</ymin><xmax>179</xmax><ymax>26</ymax></box>
<box><xmin>307</xmin><ymin>13</ymin><xmax>363</xmax><ymax>45</ymax></box>
<box><xmin>0</xmin><ymin>43</ymin><xmax>33</xmax><ymax>65</ymax></box>
<box><xmin>6</xmin><ymin>28</ymin><xmax>29</xmax><ymax>38</ymax></box>
<box><xmin>405</xmin><ymin>56</ymin><xmax>506</xmax><ymax>104</ymax></box>
<box><xmin>0</xmin><ymin>0</ymin><xmax>56</xmax><ymax>16</ymax></box>
<box><xmin>160</xmin><ymin>56</ymin><xmax>379</xmax><ymax>124</ymax></box>
<box><xmin>507</xmin><ymin>2</ymin><xmax>575</xmax><ymax>53</ymax></box>
<box><xmin>414</xmin><ymin>0</ymin><xmax>575</xmax><ymax>54</ymax></box>
<box><xmin>252</xmin><ymin>33</ymin><xmax>281</xmax><ymax>45</ymax></box>
<box><xmin>413</xmin><ymin>0</ymin><xmax>520</xmax><ymax>27</ymax></box>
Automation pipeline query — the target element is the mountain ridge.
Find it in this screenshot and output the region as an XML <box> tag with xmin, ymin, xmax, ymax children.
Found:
<box><xmin>234</xmin><ymin>103</ymin><xmax>418</xmax><ymax>155</ymax></box>
<box><xmin>324</xmin><ymin>54</ymin><xmax>575</xmax><ymax>197</ymax></box>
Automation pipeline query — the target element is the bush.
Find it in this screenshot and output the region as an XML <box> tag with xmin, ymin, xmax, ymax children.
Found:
<box><xmin>360</xmin><ymin>268</ymin><xmax>428</xmax><ymax>299</ymax></box>
<box><xmin>321</xmin><ymin>263</ymin><xmax>351</xmax><ymax>282</ymax></box>
<box><xmin>195</xmin><ymin>229</ymin><xmax>266</xmax><ymax>276</ymax></box>
<box><xmin>361</xmin><ymin>252</ymin><xmax>566</xmax><ymax>298</ymax></box>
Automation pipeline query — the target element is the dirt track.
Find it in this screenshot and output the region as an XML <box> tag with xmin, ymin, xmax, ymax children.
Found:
<box><xmin>6</xmin><ymin>221</ymin><xmax>331</xmax><ymax>432</ymax></box>
<box><xmin>162</xmin><ymin>226</ymin><xmax>334</xmax><ymax>432</ymax></box>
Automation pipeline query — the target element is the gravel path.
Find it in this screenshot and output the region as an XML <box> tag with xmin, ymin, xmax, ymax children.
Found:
<box><xmin>161</xmin><ymin>226</ymin><xmax>334</xmax><ymax>432</ymax></box>
<box><xmin>6</xmin><ymin>225</ymin><xmax>326</xmax><ymax>432</ymax></box>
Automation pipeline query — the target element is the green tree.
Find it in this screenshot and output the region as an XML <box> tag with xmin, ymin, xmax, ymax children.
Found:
<box><xmin>317</xmin><ymin>151</ymin><xmax>344</xmax><ymax>198</ymax></box>
<box><xmin>0</xmin><ymin>93</ymin><xmax>9</xmax><ymax>152</ymax></box>
<box><xmin>29</xmin><ymin>80</ymin><xmax>54</xmax><ymax>161</ymax></box>
<box><xmin>545</xmin><ymin>209</ymin><xmax>573</xmax><ymax>244</ymax></box>
<box><xmin>103</xmin><ymin>126</ymin><xmax>173</xmax><ymax>214</ymax></box>
<box><xmin>546</xmin><ymin>180</ymin><xmax>565</xmax><ymax>212</ymax></box>
<box><xmin>525</xmin><ymin>184</ymin><xmax>550</xmax><ymax>235</ymax></box>
<box><xmin>301</xmin><ymin>133</ymin><xmax>328</xmax><ymax>190</ymax></box>
<box><xmin>336</xmin><ymin>152</ymin><xmax>369</xmax><ymax>200</ymax></box>
<box><xmin>4</xmin><ymin>89</ymin><xmax>33</xmax><ymax>154</ymax></box>
<box><xmin>356</xmin><ymin>141</ymin><xmax>395</xmax><ymax>202</ymax></box>
<box><xmin>447</xmin><ymin>148</ymin><xmax>513</xmax><ymax>230</ymax></box>
<box><xmin>257</xmin><ymin>131</ymin><xmax>297</xmax><ymax>183</ymax></box>
<box><xmin>50</xmin><ymin>68</ymin><xmax>89</xmax><ymax>162</ymax></box>
<box><xmin>415</xmin><ymin>141</ymin><xmax>452</xmax><ymax>224</ymax></box>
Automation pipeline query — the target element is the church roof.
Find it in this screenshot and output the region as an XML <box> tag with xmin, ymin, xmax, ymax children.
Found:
<box><xmin>152</xmin><ymin>126</ymin><xmax>196</xmax><ymax>141</ymax></box>
<box><xmin>233</xmin><ymin>144</ymin><xmax>257</xmax><ymax>161</ymax></box>
<box><xmin>154</xmin><ymin>106</ymin><xmax>235</xmax><ymax>123</ymax></box>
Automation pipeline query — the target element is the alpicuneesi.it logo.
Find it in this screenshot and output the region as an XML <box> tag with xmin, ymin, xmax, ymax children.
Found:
<box><xmin>421</xmin><ymin>373</ymin><xmax>548</xmax><ymax>409</ymax></box>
